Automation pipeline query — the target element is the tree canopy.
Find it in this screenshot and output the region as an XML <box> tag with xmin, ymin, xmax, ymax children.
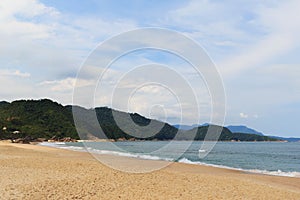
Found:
<box><xmin>0</xmin><ymin>99</ymin><xmax>279</xmax><ymax>142</ymax></box>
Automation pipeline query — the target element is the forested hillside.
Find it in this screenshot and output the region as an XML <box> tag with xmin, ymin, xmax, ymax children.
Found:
<box><xmin>0</xmin><ymin>99</ymin><xmax>280</xmax><ymax>142</ymax></box>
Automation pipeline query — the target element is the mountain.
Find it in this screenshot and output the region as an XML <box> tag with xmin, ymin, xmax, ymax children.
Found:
<box><xmin>175</xmin><ymin>123</ymin><xmax>299</xmax><ymax>142</ymax></box>
<box><xmin>0</xmin><ymin>99</ymin><xmax>179</xmax><ymax>141</ymax></box>
<box><xmin>173</xmin><ymin>124</ymin><xmax>198</xmax><ymax>130</ymax></box>
<box><xmin>174</xmin><ymin>124</ymin><xmax>264</xmax><ymax>136</ymax></box>
<box><xmin>182</xmin><ymin>126</ymin><xmax>278</xmax><ymax>141</ymax></box>
<box><xmin>226</xmin><ymin>125</ymin><xmax>264</xmax><ymax>136</ymax></box>
<box><xmin>0</xmin><ymin>99</ymin><xmax>280</xmax><ymax>142</ymax></box>
<box><xmin>0</xmin><ymin>101</ymin><xmax>9</xmax><ymax>107</ymax></box>
<box><xmin>173</xmin><ymin>123</ymin><xmax>213</xmax><ymax>130</ymax></box>
<box><xmin>226</xmin><ymin>125</ymin><xmax>300</xmax><ymax>142</ymax></box>
<box><xmin>0</xmin><ymin>99</ymin><xmax>78</xmax><ymax>140</ymax></box>
<box><xmin>73</xmin><ymin>106</ymin><xmax>179</xmax><ymax>140</ymax></box>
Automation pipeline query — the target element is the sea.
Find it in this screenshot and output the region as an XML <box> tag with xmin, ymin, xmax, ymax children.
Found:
<box><xmin>40</xmin><ymin>141</ymin><xmax>300</xmax><ymax>177</ymax></box>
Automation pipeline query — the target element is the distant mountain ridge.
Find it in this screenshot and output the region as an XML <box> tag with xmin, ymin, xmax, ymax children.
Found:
<box><xmin>175</xmin><ymin>124</ymin><xmax>300</xmax><ymax>142</ymax></box>
<box><xmin>0</xmin><ymin>99</ymin><xmax>281</xmax><ymax>142</ymax></box>
<box><xmin>174</xmin><ymin>124</ymin><xmax>264</xmax><ymax>135</ymax></box>
<box><xmin>173</xmin><ymin>124</ymin><xmax>198</xmax><ymax>130</ymax></box>
<box><xmin>226</xmin><ymin>125</ymin><xmax>264</xmax><ymax>136</ymax></box>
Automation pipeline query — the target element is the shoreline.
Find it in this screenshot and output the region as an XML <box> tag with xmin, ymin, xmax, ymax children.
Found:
<box><xmin>0</xmin><ymin>138</ymin><xmax>290</xmax><ymax>144</ymax></box>
<box><xmin>1</xmin><ymin>142</ymin><xmax>300</xmax><ymax>199</ymax></box>
<box><xmin>40</xmin><ymin>141</ymin><xmax>300</xmax><ymax>178</ymax></box>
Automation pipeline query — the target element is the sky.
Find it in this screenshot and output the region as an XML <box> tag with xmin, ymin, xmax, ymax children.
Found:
<box><xmin>0</xmin><ymin>0</ymin><xmax>300</xmax><ymax>137</ymax></box>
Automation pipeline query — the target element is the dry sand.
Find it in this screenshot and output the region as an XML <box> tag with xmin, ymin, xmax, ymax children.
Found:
<box><xmin>0</xmin><ymin>142</ymin><xmax>300</xmax><ymax>200</ymax></box>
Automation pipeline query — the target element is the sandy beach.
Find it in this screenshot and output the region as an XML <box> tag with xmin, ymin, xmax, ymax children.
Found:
<box><xmin>0</xmin><ymin>142</ymin><xmax>300</xmax><ymax>200</ymax></box>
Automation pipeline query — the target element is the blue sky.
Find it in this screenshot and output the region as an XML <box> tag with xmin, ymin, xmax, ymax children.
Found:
<box><xmin>0</xmin><ymin>0</ymin><xmax>300</xmax><ymax>137</ymax></box>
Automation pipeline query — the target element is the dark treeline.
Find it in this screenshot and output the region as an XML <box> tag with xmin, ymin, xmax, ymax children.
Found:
<box><xmin>0</xmin><ymin>99</ymin><xmax>279</xmax><ymax>142</ymax></box>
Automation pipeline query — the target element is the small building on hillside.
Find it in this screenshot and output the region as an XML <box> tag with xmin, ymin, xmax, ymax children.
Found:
<box><xmin>12</xmin><ymin>130</ymin><xmax>20</xmax><ymax>134</ymax></box>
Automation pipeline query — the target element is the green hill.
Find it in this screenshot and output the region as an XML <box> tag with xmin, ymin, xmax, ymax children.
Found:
<box><xmin>0</xmin><ymin>99</ymin><xmax>77</xmax><ymax>140</ymax></box>
<box><xmin>0</xmin><ymin>99</ymin><xmax>280</xmax><ymax>142</ymax></box>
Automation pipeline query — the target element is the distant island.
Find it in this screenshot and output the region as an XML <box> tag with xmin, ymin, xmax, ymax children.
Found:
<box><xmin>0</xmin><ymin>99</ymin><xmax>286</xmax><ymax>143</ymax></box>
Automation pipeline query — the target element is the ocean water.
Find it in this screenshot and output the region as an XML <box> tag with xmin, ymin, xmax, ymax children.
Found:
<box><xmin>40</xmin><ymin>141</ymin><xmax>300</xmax><ymax>177</ymax></box>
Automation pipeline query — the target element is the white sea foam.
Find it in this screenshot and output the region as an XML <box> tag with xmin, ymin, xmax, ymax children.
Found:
<box><xmin>178</xmin><ymin>158</ymin><xmax>240</xmax><ymax>171</ymax></box>
<box><xmin>39</xmin><ymin>142</ymin><xmax>66</xmax><ymax>147</ymax></box>
<box><xmin>247</xmin><ymin>169</ymin><xmax>300</xmax><ymax>178</ymax></box>
<box><xmin>89</xmin><ymin>149</ymin><xmax>173</xmax><ymax>161</ymax></box>
<box><xmin>59</xmin><ymin>146</ymin><xmax>85</xmax><ymax>151</ymax></box>
<box><xmin>39</xmin><ymin>142</ymin><xmax>84</xmax><ymax>151</ymax></box>
<box><xmin>178</xmin><ymin>157</ymin><xmax>300</xmax><ymax>178</ymax></box>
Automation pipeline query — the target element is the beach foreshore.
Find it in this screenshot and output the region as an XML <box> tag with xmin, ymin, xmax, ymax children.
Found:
<box><xmin>1</xmin><ymin>142</ymin><xmax>300</xmax><ymax>200</ymax></box>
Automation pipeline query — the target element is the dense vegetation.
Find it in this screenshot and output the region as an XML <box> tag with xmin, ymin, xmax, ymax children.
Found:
<box><xmin>178</xmin><ymin>126</ymin><xmax>278</xmax><ymax>141</ymax></box>
<box><xmin>231</xmin><ymin>132</ymin><xmax>279</xmax><ymax>141</ymax></box>
<box><xmin>0</xmin><ymin>99</ymin><xmax>280</xmax><ymax>142</ymax></box>
<box><xmin>0</xmin><ymin>99</ymin><xmax>78</xmax><ymax>140</ymax></box>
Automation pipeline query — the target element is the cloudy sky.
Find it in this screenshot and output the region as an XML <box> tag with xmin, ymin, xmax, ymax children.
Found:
<box><xmin>1</xmin><ymin>0</ymin><xmax>300</xmax><ymax>137</ymax></box>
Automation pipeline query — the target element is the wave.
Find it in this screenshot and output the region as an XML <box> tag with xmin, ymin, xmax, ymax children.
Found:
<box><xmin>178</xmin><ymin>157</ymin><xmax>300</xmax><ymax>178</ymax></box>
<box><xmin>39</xmin><ymin>142</ymin><xmax>300</xmax><ymax>178</ymax></box>
<box><xmin>39</xmin><ymin>142</ymin><xmax>86</xmax><ymax>151</ymax></box>
<box><xmin>89</xmin><ymin>149</ymin><xmax>174</xmax><ymax>162</ymax></box>
<box><xmin>247</xmin><ymin>169</ymin><xmax>300</xmax><ymax>177</ymax></box>
<box><xmin>39</xmin><ymin>142</ymin><xmax>66</xmax><ymax>147</ymax></box>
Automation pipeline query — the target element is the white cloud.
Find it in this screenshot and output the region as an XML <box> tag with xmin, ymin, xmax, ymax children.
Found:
<box><xmin>159</xmin><ymin>0</ymin><xmax>300</xmax><ymax>80</ymax></box>
<box><xmin>0</xmin><ymin>69</ymin><xmax>30</xmax><ymax>78</ymax></box>
<box><xmin>0</xmin><ymin>0</ymin><xmax>58</xmax><ymax>19</ymax></box>
<box><xmin>39</xmin><ymin>77</ymin><xmax>95</xmax><ymax>92</ymax></box>
<box><xmin>0</xmin><ymin>0</ymin><xmax>137</xmax><ymax>78</ymax></box>
<box><xmin>219</xmin><ymin>0</ymin><xmax>300</xmax><ymax>77</ymax></box>
<box><xmin>239</xmin><ymin>112</ymin><xmax>248</xmax><ymax>119</ymax></box>
<box><xmin>0</xmin><ymin>0</ymin><xmax>58</xmax><ymax>40</ymax></box>
<box><xmin>164</xmin><ymin>0</ymin><xmax>252</xmax><ymax>47</ymax></box>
